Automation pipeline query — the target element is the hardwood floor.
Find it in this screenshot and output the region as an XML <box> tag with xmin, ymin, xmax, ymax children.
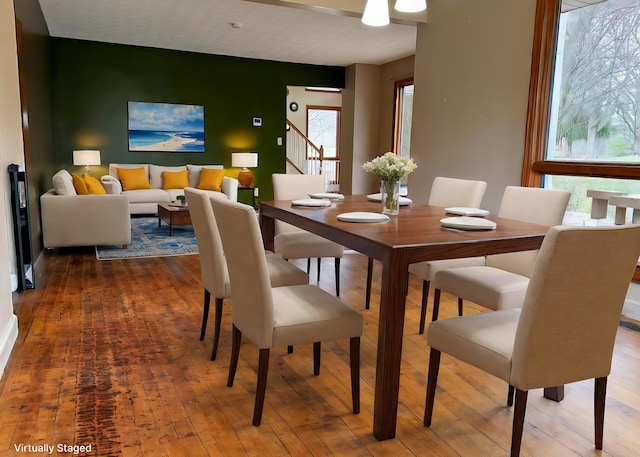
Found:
<box><xmin>2</xmin><ymin>248</ymin><xmax>640</xmax><ymax>456</ymax></box>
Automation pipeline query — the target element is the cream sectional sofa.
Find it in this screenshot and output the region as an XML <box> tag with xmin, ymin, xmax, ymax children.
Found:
<box><xmin>101</xmin><ymin>163</ymin><xmax>238</xmax><ymax>215</ymax></box>
<box><xmin>41</xmin><ymin>170</ymin><xmax>131</xmax><ymax>248</ymax></box>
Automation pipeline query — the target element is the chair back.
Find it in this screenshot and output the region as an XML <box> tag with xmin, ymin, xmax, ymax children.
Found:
<box><xmin>272</xmin><ymin>174</ymin><xmax>327</xmax><ymax>234</ymax></box>
<box><xmin>486</xmin><ymin>186</ymin><xmax>571</xmax><ymax>276</ymax></box>
<box><xmin>210</xmin><ymin>197</ymin><xmax>275</xmax><ymax>349</ymax></box>
<box><xmin>511</xmin><ymin>224</ymin><xmax>640</xmax><ymax>389</ymax></box>
<box><xmin>428</xmin><ymin>177</ymin><xmax>487</xmax><ymax>208</ymax></box>
<box><xmin>184</xmin><ymin>188</ymin><xmax>227</xmax><ymax>297</ymax></box>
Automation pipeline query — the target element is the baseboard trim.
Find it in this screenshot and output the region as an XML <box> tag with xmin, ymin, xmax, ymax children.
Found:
<box><xmin>0</xmin><ymin>314</ymin><xmax>18</xmax><ymax>380</ymax></box>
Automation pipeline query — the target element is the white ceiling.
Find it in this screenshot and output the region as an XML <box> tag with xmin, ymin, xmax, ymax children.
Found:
<box><xmin>38</xmin><ymin>0</ymin><xmax>418</xmax><ymax>67</ymax></box>
<box><xmin>37</xmin><ymin>0</ymin><xmax>607</xmax><ymax>68</ymax></box>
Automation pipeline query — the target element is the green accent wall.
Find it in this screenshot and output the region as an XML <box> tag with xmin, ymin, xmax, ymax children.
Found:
<box><xmin>50</xmin><ymin>38</ymin><xmax>345</xmax><ymax>202</ymax></box>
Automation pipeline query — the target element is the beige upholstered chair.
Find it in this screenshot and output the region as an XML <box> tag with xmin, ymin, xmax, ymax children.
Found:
<box><xmin>184</xmin><ymin>188</ymin><xmax>308</xmax><ymax>360</ymax></box>
<box><xmin>272</xmin><ymin>174</ymin><xmax>344</xmax><ymax>295</ymax></box>
<box><xmin>210</xmin><ymin>197</ymin><xmax>363</xmax><ymax>426</ymax></box>
<box><xmin>364</xmin><ymin>177</ymin><xmax>487</xmax><ymax>325</ymax></box>
<box><xmin>431</xmin><ymin>186</ymin><xmax>570</xmax><ymax>321</ymax></box>
<box><xmin>406</xmin><ymin>177</ymin><xmax>487</xmax><ymax>332</ymax></box>
<box><xmin>424</xmin><ymin>224</ymin><xmax>640</xmax><ymax>457</ymax></box>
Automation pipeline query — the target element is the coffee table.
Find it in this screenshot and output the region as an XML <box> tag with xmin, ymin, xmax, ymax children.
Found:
<box><xmin>157</xmin><ymin>202</ymin><xmax>192</xmax><ymax>235</ymax></box>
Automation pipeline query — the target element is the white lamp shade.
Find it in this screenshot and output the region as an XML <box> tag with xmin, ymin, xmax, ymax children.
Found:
<box><xmin>394</xmin><ymin>0</ymin><xmax>427</xmax><ymax>13</ymax></box>
<box><xmin>232</xmin><ymin>152</ymin><xmax>258</xmax><ymax>168</ymax></box>
<box><xmin>73</xmin><ymin>149</ymin><xmax>101</xmax><ymax>166</ymax></box>
<box><xmin>362</xmin><ymin>0</ymin><xmax>389</xmax><ymax>26</ymax></box>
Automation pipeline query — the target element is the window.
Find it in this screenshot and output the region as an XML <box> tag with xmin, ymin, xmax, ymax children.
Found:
<box><xmin>393</xmin><ymin>79</ymin><xmax>414</xmax><ymax>159</ymax></box>
<box><xmin>525</xmin><ymin>0</ymin><xmax>640</xmax><ymax>223</ymax></box>
<box><xmin>306</xmin><ymin>106</ymin><xmax>341</xmax><ymax>187</ymax></box>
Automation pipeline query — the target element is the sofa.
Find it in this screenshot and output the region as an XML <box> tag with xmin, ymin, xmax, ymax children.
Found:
<box><xmin>101</xmin><ymin>163</ymin><xmax>238</xmax><ymax>215</ymax></box>
<box><xmin>41</xmin><ymin>170</ymin><xmax>132</xmax><ymax>248</ymax></box>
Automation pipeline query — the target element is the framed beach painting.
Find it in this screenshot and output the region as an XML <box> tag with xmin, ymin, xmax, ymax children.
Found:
<box><xmin>128</xmin><ymin>101</ymin><xmax>205</xmax><ymax>152</ymax></box>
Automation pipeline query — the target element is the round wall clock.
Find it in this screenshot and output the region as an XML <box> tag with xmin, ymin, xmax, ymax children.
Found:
<box><xmin>289</xmin><ymin>102</ymin><xmax>299</xmax><ymax>112</ymax></box>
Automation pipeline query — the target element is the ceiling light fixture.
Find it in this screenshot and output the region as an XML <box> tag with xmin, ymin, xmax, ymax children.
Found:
<box><xmin>394</xmin><ymin>0</ymin><xmax>427</xmax><ymax>13</ymax></box>
<box><xmin>361</xmin><ymin>0</ymin><xmax>390</xmax><ymax>27</ymax></box>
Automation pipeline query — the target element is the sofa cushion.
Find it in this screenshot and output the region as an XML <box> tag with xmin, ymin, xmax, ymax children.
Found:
<box><xmin>162</xmin><ymin>170</ymin><xmax>189</xmax><ymax>189</ymax></box>
<box><xmin>52</xmin><ymin>169</ymin><xmax>77</xmax><ymax>196</ymax></box>
<box><xmin>109</xmin><ymin>163</ymin><xmax>149</xmax><ymax>180</ymax></box>
<box><xmin>149</xmin><ymin>164</ymin><xmax>187</xmax><ymax>189</ymax></box>
<box><xmin>197</xmin><ymin>168</ymin><xmax>225</xmax><ymax>192</ymax></box>
<box><xmin>124</xmin><ymin>188</ymin><xmax>170</xmax><ymax>204</ymax></box>
<box><xmin>187</xmin><ymin>164</ymin><xmax>223</xmax><ymax>188</ymax></box>
<box><xmin>117</xmin><ymin>167</ymin><xmax>151</xmax><ymax>191</ymax></box>
<box><xmin>72</xmin><ymin>173</ymin><xmax>89</xmax><ymax>195</ymax></box>
<box><xmin>85</xmin><ymin>175</ymin><xmax>107</xmax><ymax>194</ymax></box>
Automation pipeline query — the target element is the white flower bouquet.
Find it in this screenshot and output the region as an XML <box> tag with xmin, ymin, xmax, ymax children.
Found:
<box><xmin>362</xmin><ymin>152</ymin><xmax>417</xmax><ymax>181</ymax></box>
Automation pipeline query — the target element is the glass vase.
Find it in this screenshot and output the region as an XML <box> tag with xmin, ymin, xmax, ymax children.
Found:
<box><xmin>381</xmin><ymin>180</ymin><xmax>400</xmax><ymax>216</ymax></box>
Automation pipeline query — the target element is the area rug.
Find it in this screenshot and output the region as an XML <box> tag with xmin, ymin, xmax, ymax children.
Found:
<box><xmin>96</xmin><ymin>216</ymin><xmax>198</xmax><ymax>260</ymax></box>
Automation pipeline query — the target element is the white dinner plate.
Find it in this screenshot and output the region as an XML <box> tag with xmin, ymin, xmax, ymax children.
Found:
<box><xmin>291</xmin><ymin>198</ymin><xmax>331</xmax><ymax>207</ymax></box>
<box><xmin>367</xmin><ymin>193</ymin><xmax>413</xmax><ymax>205</ymax></box>
<box><xmin>444</xmin><ymin>207</ymin><xmax>490</xmax><ymax>217</ymax></box>
<box><xmin>309</xmin><ymin>192</ymin><xmax>345</xmax><ymax>201</ymax></box>
<box><xmin>337</xmin><ymin>212</ymin><xmax>390</xmax><ymax>223</ymax></box>
<box><xmin>440</xmin><ymin>216</ymin><xmax>496</xmax><ymax>231</ymax></box>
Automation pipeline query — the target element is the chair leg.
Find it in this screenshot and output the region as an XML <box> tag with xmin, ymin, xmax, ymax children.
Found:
<box><xmin>306</xmin><ymin>258</ymin><xmax>310</xmax><ymax>273</ymax></box>
<box><xmin>507</xmin><ymin>385</ymin><xmax>515</xmax><ymax>406</ymax></box>
<box><xmin>458</xmin><ymin>297</ymin><xmax>464</xmax><ymax>316</ymax></box>
<box><xmin>334</xmin><ymin>257</ymin><xmax>340</xmax><ymax>296</ymax></box>
<box><xmin>423</xmin><ymin>348</ymin><xmax>441</xmax><ymax>426</ymax></box>
<box><xmin>595</xmin><ymin>376</ymin><xmax>607</xmax><ymax>450</ymax></box>
<box><xmin>317</xmin><ymin>258</ymin><xmax>321</xmax><ymax>282</ymax></box>
<box><xmin>365</xmin><ymin>257</ymin><xmax>373</xmax><ymax>309</ymax></box>
<box><xmin>350</xmin><ymin>337</ymin><xmax>360</xmax><ymax>414</ymax></box>
<box><xmin>253</xmin><ymin>348</ymin><xmax>271</xmax><ymax>426</ymax></box>
<box><xmin>419</xmin><ymin>280</ymin><xmax>430</xmax><ymax>334</ymax></box>
<box><xmin>313</xmin><ymin>342</ymin><xmax>321</xmax><ymax>376</ymax></box>
<box><xmin>511</xmin><ymin>389</ymin><xmax>528</xmax><ymax>457</ymax></box>
<box><xmin>432</xmin><ymin>289</ymin><xmax>441</xmax><ymax>322</ymax></box>
<box><xmin>287</xmin><ymin>345</ymin><xmax>294</xmax><ymax>354</ymax></box>
<box><xmin>227</xmin><ymin>325</ymin><xmax>242</xmax><ymax>387</ymax></box>
<box><xmin>200</xmin><ymin>289</ymin><xmax>211</xmax><ymax>341</ymax></box>
<box><xmin>210</xmin><ymin>297</ymin><xmax>224</xmax><ymax>361</ymax></box>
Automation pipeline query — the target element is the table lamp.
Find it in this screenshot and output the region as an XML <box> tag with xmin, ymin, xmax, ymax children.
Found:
<box><xmin>232</xmin><ymin>152</ymin><xmax>258</xmax><ymax>187</ymax></box>
<box><xmin>73</xmin><ymin>150</ymin><xmax>101</xmax><ymax>176</ymax></box>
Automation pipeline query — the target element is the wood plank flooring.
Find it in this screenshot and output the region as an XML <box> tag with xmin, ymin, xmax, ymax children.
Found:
<box><xmin>1</xmin><ymin>248</ymin><xmax>640</xmax><ymax>456</ymax></box>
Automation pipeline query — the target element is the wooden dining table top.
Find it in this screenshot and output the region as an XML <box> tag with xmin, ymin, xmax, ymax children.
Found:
<box><xmin>259</xmin><ymin>195</ymin><xmax>549</xmax><ymax>264</ymax></box>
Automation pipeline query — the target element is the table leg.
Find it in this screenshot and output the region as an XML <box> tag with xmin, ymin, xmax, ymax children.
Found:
<box><xmin>260</xmin><ymin>212</ymin><xmax>275</xmax><ymax>252</ymax></box>
<box><xmin>373</xmin><ymin>251</ymin><xmax>409</xmax><ymax>440</ymax></box>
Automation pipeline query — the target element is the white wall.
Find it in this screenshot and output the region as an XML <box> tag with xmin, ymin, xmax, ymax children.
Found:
<box><xmin>410</xmin><ymin>0</ymin><xmax>537</xmax><ymax>211</ymax></box>
<box><xmin>0</xmin><ymin>0</ymin><xmax>23</xmax><ymax>378</ymax></box>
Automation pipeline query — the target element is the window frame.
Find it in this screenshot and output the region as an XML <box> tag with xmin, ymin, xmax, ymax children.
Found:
<box><xmin>522</xmin><ymin>0</ymin><xmax>640</xmax><ymax>185</ymax></box>
<box><xmin>392</xmin><ymin>78</ymin><xmax>414</xmax><ymax>156</ymax></box>
<box><xmin>305</xmin><ymin>104</ymin><xmax>341</xmax><ymax>161</ymax></box>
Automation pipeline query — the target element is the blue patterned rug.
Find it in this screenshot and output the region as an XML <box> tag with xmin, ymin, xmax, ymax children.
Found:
<box><xmin>96</xmin><ymin>216</ymin><xmax>198</xmax><ymax>260</ymax></box>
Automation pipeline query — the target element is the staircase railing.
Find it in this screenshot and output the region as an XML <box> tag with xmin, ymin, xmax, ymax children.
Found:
<box><xmin>286</xmin><ymin>120</ymin><xmax>340</xmax><ymax>191</ymax></box>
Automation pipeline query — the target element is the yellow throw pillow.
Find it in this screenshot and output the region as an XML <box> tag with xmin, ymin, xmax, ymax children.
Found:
<box><xmin>84</xmin><ymin>174</ymin><xmax>106</xmax><ymax>194</ymax></box>
<box><xmin>162</xmin><ymin>170</ymin><xmax>189</xmax><ymax>190</ymax></box>
<box><xmin>197</xmin><ymin>168</ymin><xmax>225</xmax><ymax>192</ymax></box>
<box><xmin>72</xmin><ymin>173</ymin><xmax>89</xmax><ymax>195</ymax></box>
<box><xmin>116</xmin><ymin>167</ymin><xmax>150</xmax><ymax>191</ymax></box>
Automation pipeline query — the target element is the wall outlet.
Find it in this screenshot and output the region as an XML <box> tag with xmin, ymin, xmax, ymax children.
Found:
<box><xmin>254</xmin><ymin>188</ymin><xmax>259</xmax><ymax>197</ymax></box>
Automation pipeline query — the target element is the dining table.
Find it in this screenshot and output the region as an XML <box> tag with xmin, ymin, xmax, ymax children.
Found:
<box><xmin>259</xmin><ymin>195</ymin><xmax>552</xmax><ymax>441</ymax></box>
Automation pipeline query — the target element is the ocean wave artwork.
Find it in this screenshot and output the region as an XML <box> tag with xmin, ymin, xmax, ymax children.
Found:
<box><xmin>128</xmin><ymin>101</ymin><xmax>205</xmax><ymax>152</ymax></box>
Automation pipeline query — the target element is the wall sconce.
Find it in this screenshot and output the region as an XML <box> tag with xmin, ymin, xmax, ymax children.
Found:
<box><xmin>232</xmin><ymin>152</ymin><xmax>258</xmax><ymax>187</ymax></box>
<box><xmin>73</xmin><ymin>149</ymin><xmax>101</xmax><ymax>176</ymax></box>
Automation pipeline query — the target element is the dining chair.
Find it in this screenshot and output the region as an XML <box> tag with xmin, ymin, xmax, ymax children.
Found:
<box><xmin>272</xmin><ymin>174</ymin><xmax>344</xmax><ymax>295</ymax></box>
<box><xmin>210</xmin><ymin>197</ymin><xmax>363</xmax><ymax>426</ymax></box>
<box><xmin>430</xmin><ymin>186</ymin><xmax>570</xmax><ymax>321</ymax></box>
<box><xmin>365</xmin><ymin>177</ymin><xmax>488</xmax><ymax>328</ymax></box>
<box><xmin>184</xmin><ymin>188</ymin><xmax>308</xmax><ymax>360</ymax></box>
<box><xmin>424</xmin><ymin>224</ymin><xmax>640</xmax><ymax>457</ymax></box>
